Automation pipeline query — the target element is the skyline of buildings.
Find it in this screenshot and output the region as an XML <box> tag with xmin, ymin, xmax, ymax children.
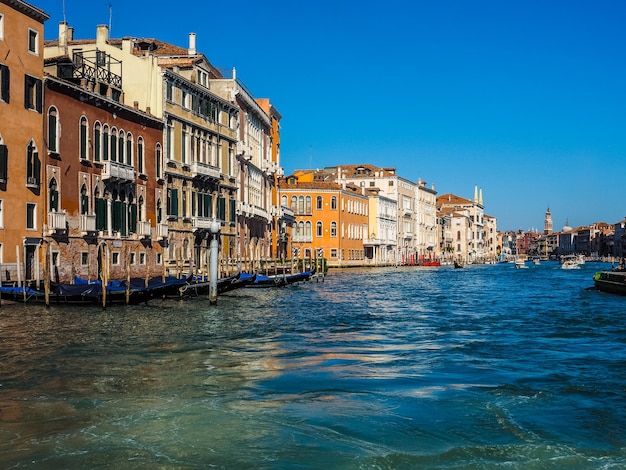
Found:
<box><xmin>0</xmin><ymin>0</ymin><xmax>622</xmax><ymax>287</ymax></box>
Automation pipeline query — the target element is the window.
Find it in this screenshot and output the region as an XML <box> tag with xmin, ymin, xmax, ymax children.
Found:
<box><xmin>316</xmin><ymin>196</ymin><xmax>322</xmax><ymax>210</ymax></box>
<box><xmin>0</xmin><ymin>142</ymin><xmax>7</xmax><ymax>182</ymax></box>
<box><xmin>167</xmin><ymin>188</ymin><xmax>179</xmax><ymax>217</ymax></box>
<box><xmin>330</xmin><ymin>196</ymin><xmax>337</xmax><ymax>210</ymax></box>
<box><xmin>24</xmin><ymin>75</ymin><xmax>42</xmax><ymax>112</ymax></box>
<box><xmin>330</xmin><ymin>249</ymin><xmax>338</xmax><ymax>259</ymax></box>
<box><xmin>130</xmin><ymin>252</ymin><xmax>136</xmax><ymax>265</ymax></box>
<box><xmin>137</xmin><ymin>137</ymin><xmax>144</xmax><ymax>174</ymax></box>
<box><xmin>0</xmin><ymin>199</ymin><xmax>3</xmax><ymax>227</ymax></box>
<box><xmin>112</xmin><ymin>252</ymin><xmax>120</xmax><ymax>265</ymax></box>
<box><xmin>95</xmin><ymin>188</ymin><xmax>106</xmax><ymax>231</ymax></box>
<box><xmin>290</xmin><ymin>196</ymin><xmax>296</xmax><ymax>211</ymax></box>
<box><xmin>156</xmin><ymin>252</ymin><xmax>162</xmax><ymax>265</ymax></box>
<box><xmin>80</xmin><ymin>116</ymin><xmax>88</xmax><ymax>160</ymax></box>
<box><xmin>281</xmin><ymin>195</ymin><xmax>287</xmax><ymax>207</ymax></box>
<box><xmin>28</xmin><ymin>29</ymin><xmax>38</xmax><ymax>54</ymax></box>
<box><xmin>49</xmin><ymin>178</ymin><xmax>59</xmax><ymax>211</ymax></box>
<box><xmin>155</xmin><ymin>143</ymin><xmax>162</xmax><ymax>179</ymax></box>
<box><xmin>316</xmin><ymin>221</ymin><xmax>322</xmax><ymax>237</ymax></box>
<box><xmin>80</xmin><ymin>185</ymin><xmax>89</xmax><ymax>215</ymax></box>
<box><xmin>126</xmin><ymin>132</ymin><xmax>133</xmax><ymax>166</ymax></box>
<box><xmin>0</xmin><ymin>13</ymin><xmax>4</xmax><ymax>40</ymax></box>
<box><xmin>139</xmin><ymin>252</ymin><xmax>146</xmax><ymax>265</ymax></box>
<box><xmin>102</xmin><ymin>125</ymin><xmax>109</xmax><ymax>160</ymax></box>
<box><xmin>81</xmin><ymin>252</ymin><xmax>88</xmax><ymax>266</ymax></box>
<box><xmin>93</xmin><ymin>122</ymin><xmax>101</xmax><ymax>161</ymax></box>
<box><xmin>298</xmin><ymin>196</ymin><xmax>304</xmax><ymax>214</ymax></box>
<box><xmin>0</xmin><ymin>64</ymin><xmax>9</xmax><ymax>103</ymax></box>
<box><xmin>26</xmin><ymin>141</ymin><xmax>40</xmax><ymax>187</ymax></box>
<box><xmin>117</xmin><ymin>130</ymin><xmax>124</xmax><ymax>164</ymax></box>
<box><xmin>166</xmin><ymin>82</ymin><xmax>173</xmax><ymax>101</ymax></box>
<box><xmin>305</xmin><ymin>196</ymin><xmax>312</xmax><ymax>213</ymax></box>
<box><xmin>109</xmin><ymin>128</ymin><xmax>117</xmax><ymax>162</ymax></box>
<box><xmin>330</xmin><ymin>221</ymin><xmax>337</xmax><ymax>237</ymax></box>
<box><xmin>26</xmin><ymin>202</ymin><xmax>36</xmax><ymax>229</ymax></box>
<box><xmin>47</xmin><ymin>107</ymin><xmax>58</xmax><ymax>153</ymax></box>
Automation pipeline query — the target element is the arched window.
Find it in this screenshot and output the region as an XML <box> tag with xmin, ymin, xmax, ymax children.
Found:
<box><xmin>26</xmin><ymin>140</ymin><xmax>40</xmax><ymax>187</ymax></box>
<box><xmin>137</xmin><ymin>137</ymin><xmax>144</xmax><ymax>174</ymax></box>
<box><xmin>457</xmin><ymin>231</ymin><xmax>461</xmax><ymax>241</ymax></box>
<box><xmin>316</xmin><ymin>221</ymin><xmax>322</xmax><ymax>237</ymax></box>
<box><xmin>281</xmin><ymin>195</ymin><xmax>287</xmax><ymax>207</ymax></box>
<box><xmin>79</xmin><ymin>116</ymin><xmax>88</xmax><ymax>160</ymax></box>
<box><xmin>330</xmin><ymin>221</ymin><xmax>337</xmax><ymax>237</ymax></box>
<box><xmin>80</xmin><ymin>184</ymin><xmax>88</xmax><ymax>215</ymax></box>
<box><xmin>305</xmin><ymin>221</ymin><xmax>311</xmax><ymax>238</ymax></box>
<box><xmin>93</xmin><ymin>122</ymin><xmax>101</xmax><ymax>162</ymax></box>
<box><xmin>330</xmin><ymin>196</ymin><xmax>337</xmax><ymax>210</ymax></box>
<box><xmin>138</xmin><ymin>195</ymin><xmax>145</xmax><ymax>222</ymax></box>
<box><xmin>298</xmin><ymin>196</ymin><xmax>304</xmax><ymax>214</ymax></box>
<box><xmin>290</xmin><ymin>195</ymin><xmax>297</xmax><ymax>212</ymax></box>
<box><xmin>305</xmin><ymin>196</ymin><xmax>311</xmax><ymax>213</ymax></box>
<box><xmin>47</xmin><ymin>106</ymin><xmax>58</xmax><ymax>153</ymax></box>
<box><xmin>110</xmin><ymin>127</ymin><xmax>117</xmax><ymax>162</ymax></box>
<box><xmin>156</xmin><ymin>198</ymin><xmax>162</xmax><ymax>223</ymax></box>
<box><xmin>298</xmin><ymin>221</ymin><xmax>304</xmax><ymax>237</ymax></box>
<box><xmin>49</xmin><ymin>177</ymin><xmax>59</xmax><ymax>211</ymax></box>
<box><xmin>316</xmin><ymin>196</ymin><xmax>322</xmax><ymax>210</ymax></box>
<box><xmin>117</xmin><ymin>129</ymin><xmax>125</xmax><ymax>164</ymax></box>
<box><xmin>126</xmin><ymin>132</ymin><xmax>133</xmax><ymax>166</ymax></box>
<box><xmin>102</xmin><ymin>125</ymin><xmax>109</xmax><ymax>161</ymax></box>
<box><xmin>155</xmin><ymin>143</ymin><xmax>162</xmax><ymax>179</ymax></box>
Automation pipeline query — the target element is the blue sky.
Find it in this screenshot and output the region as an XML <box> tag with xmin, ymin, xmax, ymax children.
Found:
<box><xmin>42</xmin><ymin>0</ymin><xmax>626</xmax><ymax>231</ymax></box>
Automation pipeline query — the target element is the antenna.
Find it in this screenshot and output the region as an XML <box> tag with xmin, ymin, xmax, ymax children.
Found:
<box><xmin>108</xmin><ymin>3</ymin><xmax>112</xmax><ymax>33</ymax></box>
<box><xmin>62</xmin><ymin>0</ymin><xmax>67</xmax><ymax>23</ymax></box>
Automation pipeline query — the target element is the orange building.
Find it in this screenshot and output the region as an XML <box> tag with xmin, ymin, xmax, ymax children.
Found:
<box><xmin>280</xmin><ymin>171</ymin><xmax>369</xmax><ymax>267</ymax></box>
<box><xmin>0</xmin><ymin>0</ymin><xmax>49</xmax><ymax>282</ymax></box>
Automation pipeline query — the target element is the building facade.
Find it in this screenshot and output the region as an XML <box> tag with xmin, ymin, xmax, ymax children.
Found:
<box><xmin>0</xmin><ymin>0</ymin><xmax>49</xmax><ymax>282</ymax></box>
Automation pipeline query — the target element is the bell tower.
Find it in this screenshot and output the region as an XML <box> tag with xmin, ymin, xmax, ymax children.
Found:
<box><xmin>544</xmin><ymin>207</ymin><xmax>553</xmax><ymax>234</ymax></box>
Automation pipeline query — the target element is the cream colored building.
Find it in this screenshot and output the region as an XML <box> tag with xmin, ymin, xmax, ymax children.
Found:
<box><xmin>46</xmin><ymin>26</ymin><xmax>246</xmax><ymax>274</ymax></box>
<box><xmin>363</xmin><ymin>188</ymin><xmax>397</xmax><ymax>265</ymax></box>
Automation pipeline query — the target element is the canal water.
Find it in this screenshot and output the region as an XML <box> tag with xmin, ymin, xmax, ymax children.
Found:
<box><xmin>1</xmin><ymin>261</ymin><xmax>625</xmax><ymax>469</ymax></box>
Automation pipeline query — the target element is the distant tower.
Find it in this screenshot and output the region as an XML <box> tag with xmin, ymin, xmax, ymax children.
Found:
<box><xmin>544</xmin><ymin>207</ymin><xmax>553</xmax><ymax>234</ymax></box>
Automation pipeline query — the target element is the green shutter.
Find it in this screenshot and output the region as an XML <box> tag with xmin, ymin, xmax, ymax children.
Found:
<box><xmin>96</xmin><ymin>198</ymin><xmax>106</xmax><ymax>230</ymax></box>
<box><xmin>129</xmin><ymin>203</ymin><xmax>137</xmax><ymax>233</ymax></box>
<box><xmin>171</xmin><ymin>189</ymin><xmax>179</xmax><ymax>217</ymax></box>
<box><xmin>50</xmin><ymin>190</ymin><xmax>58</xmax><ymax>211</ymax></box>
<box><xmin>219</xmin><ymin>197</ymin><xmax>226</xmax><ymax>221</ymax></box>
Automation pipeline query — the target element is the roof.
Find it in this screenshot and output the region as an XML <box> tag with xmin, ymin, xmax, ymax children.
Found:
<box><xmin>436</xmin><ymin>193</ymin><xmax>474</xmax><ymax>208</ymax></box>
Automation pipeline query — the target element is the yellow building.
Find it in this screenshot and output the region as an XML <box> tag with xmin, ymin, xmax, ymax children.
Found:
<box><xmin>280</xmin><ymin>171</ymin><xmax>369</xmax><ymax>268</ymax></box>
<box><xmin>0</xmin><ymin>0</ymin><xmax>49</xmax><ymax>283</ymax></box>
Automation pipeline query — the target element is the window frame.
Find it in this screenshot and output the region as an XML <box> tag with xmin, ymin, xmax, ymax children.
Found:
<box><xmin>26</xmin><ymin>202</ymin><xmax>37</xmax><ymax>230</ymax></box>
<box><xmin>28</xmin><ymin>28</ymin><xmax>38</xmax><ymax>54</ymax></box>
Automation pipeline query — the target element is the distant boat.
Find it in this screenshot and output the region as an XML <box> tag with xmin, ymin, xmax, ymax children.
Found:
<box><xmin>514</xmin><ymin>258</ymin><xmax>528</xmax><ymax>269</ymax></box>
<box><xmin>422</xmin><ymin>260</ymin><xmax>441</xmax><ymax>267</ymax></box>
<box><xmin>532</xmin><ymin>258</ymin><xmax>541</xmax><ymax>265</ymax></box>
<box><xmin>561</xmin><ymin>255</ymin><xmax>581</xmax><ymax>270</ymax></box>
<box><xmin>453</xmin><ymin>260</ymin><xmax>463</xmax><ymax>269</ymax></box>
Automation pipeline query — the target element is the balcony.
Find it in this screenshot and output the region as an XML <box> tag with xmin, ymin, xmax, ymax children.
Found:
<box><xmin>47</xmin><ymin>210</ymin><xmax>66</xmax><ymax>233</ymax></box>
<box><xmin>137</xmin><ymin>220</ymin><xmax>152</xmax><ymax>237</ymax></box>
<box><xmin>250</xmin><ymin>205</ymin><xmax>269</xmax><ymax>220</ymax></box>
<box><xmin>157</xmin><ymin>223</ymin><xmax>168</xmax><ymax>239</ymax></box>
<box><xmin>101</xmin><ymin>161</ymin><xmax>134</xmax><ymax>182</ymax></box>
<box><xmin>191</xmin><ymin>161</ymin><xmax>220</xmax><ymax>180</ymax></box>
<box><xmin>80</xmin><ymin>214</ymin><xmax>97</xmax><ymax>234</ymax></box>
<box><xmin>26</xmin><ymin>176</ymin><xmax>40</xmax><ymax>189</ymax></box>
<box><xmin>292</xmin><ymin>234</ymin><xmax>313</xmax><ymax>243</ymax></box>
<box><xmin>192</xmin><ymin>216</ymin><xmax>213</xmax><ymax>230</ymax></box>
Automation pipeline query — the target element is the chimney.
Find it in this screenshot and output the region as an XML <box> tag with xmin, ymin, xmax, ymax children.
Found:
<box><xmin>479</xmin><ymin>188</ymin><xmax>483</xmax><ymax>205</ymax></box>
<box><xmin>146</xmin><ymin>107</ymin><xmax>151</xmax><ymax>115</ymax></box>
<box><xmin>232</xmin><ymin>67</ymin><xmax>237</xmax><ymax>80</ymax></box>
<box><xmin>188</xmin><ymin>33</ymin><xmax>197</xmax><ymax>55</ymax></box>
<box><xmin>474</xmin><ymin>185</ymin><xmax>478</xmax><ymax>203</ymax></box>
<box><xmin>96</xmin><ymin>25</ymin><xmax>109</xmax><ymax>45</ymax></box>
<box><xmin>133</xmin><ymin>101</ymin><xmax>139</xmax><ymax>110</ymax></box>
<box><xmin>59</xmin><ymin>22</ymin><xmax>68</xmax><ymax>48</ymax></box>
